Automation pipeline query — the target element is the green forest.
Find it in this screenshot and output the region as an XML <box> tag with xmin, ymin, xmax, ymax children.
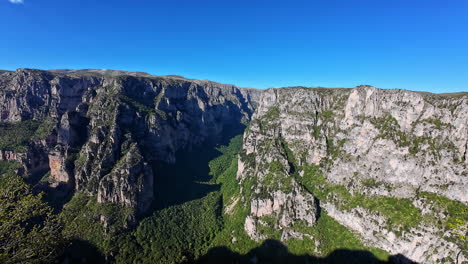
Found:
<box><xmin>0</xmin><ymin>134</ymin><xmax>401</xmax><ymax>263</ymax></box>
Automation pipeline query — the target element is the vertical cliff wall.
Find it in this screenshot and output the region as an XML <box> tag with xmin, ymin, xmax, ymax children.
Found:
<box><xmin>237</xmin><ymin>86</ymin><xmax>467</xmax><ymax>263</ymax></box>
<box><xmin>1</xmin><ymin>69</ymin><xmax>466</xmax><ymax>263</ymax></box>
<box><xmin>0</xmin><ymin>69</ymin><xmax>260</xmax><ymax>215</ymax></box>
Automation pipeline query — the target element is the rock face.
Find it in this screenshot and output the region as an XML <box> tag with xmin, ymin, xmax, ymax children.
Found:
<box><xmin>48</xmin><ymin>148</ymin><xmax>72</xmax><ymax>188</ymax></box>
<box><xmin>0</xmin><ymin>150</ymin><xmax>18</xmax><ymax>161</ymax></box>
<box><xmin>236</xmin><ymin>86</ymin><xmax>467</xmax><ymax>263</ymax></box>
<box><xmin>97</xmin><ymin>144</ymin><xmax>154</xmax><ymax>213</ymax></box>
<box><xmin>0</xmin><ymin>69</ymin><xmax>259</xmax><ymax>215</ymax></box>
<box><xmin>1</xmin><ymin>69</ymin><xmax>466</xmax><ymax>263</ymax></box>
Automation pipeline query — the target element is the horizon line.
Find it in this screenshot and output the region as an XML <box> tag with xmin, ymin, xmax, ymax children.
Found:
<box><xmin>2</xmin><ymin>67</ymin><xmax>467</xmax><ymax>95</ymax></box>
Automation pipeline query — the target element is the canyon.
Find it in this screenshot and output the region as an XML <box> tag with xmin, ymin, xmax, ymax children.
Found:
<box><xmin>0</xmin><ymin>68</ymin><xmax>466</xmax><ymax>263</ymax></box>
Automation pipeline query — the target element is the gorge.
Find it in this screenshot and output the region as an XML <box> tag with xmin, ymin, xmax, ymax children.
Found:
<box><xmin>0</xmin><ymin>68</ymin><xmax>466</xmax><ymax>264</ymax></box>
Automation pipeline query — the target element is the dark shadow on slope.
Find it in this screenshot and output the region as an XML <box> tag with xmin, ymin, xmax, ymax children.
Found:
<box><xmin>314</xmin><ymin>197</ymin><xmax>322</xmax><ymax>219</ymax></box>
<box><xmin>152</xmin><ymin>125</ymin><xmax>245</xmax><ymax>211</ymax></box>
<box><xmin>59</xmin><ymin>239</ymin><xmax>106</xmax><ymax>264</ymax></box>
<box><xmin>25</xmin><ymin>167</ymin><xmax>50</xmax><ymax>187</ymax></box>
<box><xmin>189</xmin><ymin>239</ymin><xmax>418</xmax><ymax>264</ymax></box>
<box><xmin>152</xmin><ymin>146</ymin><xmax>222</xmax><ymax>210</ymax></box>
<box><xmin>37</xmin><ymin>183</ymin><xmax>76</xmax><ymax>212</ymax></box>
<box><xmin>33</xmin><ymin>112</ymin><xmax>90</xmax><ymax>212</ymax></box>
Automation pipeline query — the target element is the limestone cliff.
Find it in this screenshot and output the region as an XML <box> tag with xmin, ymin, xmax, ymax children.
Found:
<box><xmin>0</xmin><ymin>69</ymin><xmax>259</xmax><ymax>215</ymax></box>
<box><xmin>1</xmin><ymin>69</ymin><xmax>466</xmax><ymax>263</ymax></box>
<box><xmin>237</xmin><ymin>86</ymin><xmax>467</xmax><ymax>263</ymax></box>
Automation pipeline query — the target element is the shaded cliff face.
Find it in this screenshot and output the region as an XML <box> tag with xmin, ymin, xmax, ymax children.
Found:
<box><xmin>237</xmin><ymin>86</ymin><xmax>467</xmax><ymax>263</ymax></box>
<box><xmin>0</xmin><ymin>69</ymin><xmax>260</xmax><ymax>214</ymax></box>
<box><xmin>1</xmin><ymin>69</ymin><xmax>467</xmax><ymax>263</ymax></box>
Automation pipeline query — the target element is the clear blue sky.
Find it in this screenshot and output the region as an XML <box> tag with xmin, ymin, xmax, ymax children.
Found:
<box><xmin>1</xmin><ymin>0</ymin><xmax>467</xmax><ymax>93</ymax></box>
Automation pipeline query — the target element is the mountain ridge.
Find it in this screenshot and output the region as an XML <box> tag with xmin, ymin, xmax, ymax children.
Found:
<box><xmin>0</xmin><ymin>68</ymin><xmax>466</xmax><ymax>263</ymax></box>
<box><xmin>2</xmin><ymin>68</ymin><xmax>467</xmax><ymax>95</ymax></box>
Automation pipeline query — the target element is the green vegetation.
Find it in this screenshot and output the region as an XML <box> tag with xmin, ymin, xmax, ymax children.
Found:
<box><xmin>52</xmin><ymin>130</ymin><xmax>438</xmax><ymax>263</ymax></box>
<box><xmin>408</xmin><ymin>136</ymin><xmax>438</xmax><ymax>156</ymax></box>
<box><xmin>418</xmin><ymin>192</ymin><xmax>467</xmax><ymax>247</ymax></box>
<box><xmin>256</xmin><ymin>106</ymin><xmax>281</xmax><ymax>132</ymax></box>
<box><xmin>33</xmin><ymin>118</ymin><xmax>56</xmax><ymax>139</ymax></box>
<box><xmin>326</xmin><ymin>138</ymin><xmax>347</xmax><ymax>160</ymax></box>
<box><xmin>0</xmin><ymin>121</ymin><xmax>39</xmax><ymax>151</ymax></box>
<box><xmin>289</xmin><ymin>213</ymin><xmax>388</xmax><ymax>260</ymax></box>
<box><xmin>112</xmin><ymin>137</ymin><xmax>248</xmax><ymax>263</ymax></box>
<box><xmin>74</xmin><ymin>151</ymin><xmax>87</xmax><ymax>168</ymax></box>
<box><xmin>209</xmin><ymin>135</ymin><xmax>243</xmax><ymax>178</ymax></box>
<box><xmin>0</xmin><ymin>175</ymin><xmax>64</xmax><ymax>264</ymax></box>
<box><xmin>120</xmin><ymin>95</ymin><xmax>155</xmax><ymax>114</ymax></box>
<box><xmin>120</xmin><ymin>95</ymin><xmax>168</xmax><ymax>120</ymax></box>
<box><xmin>3</xmin><ymin>129</ymin><xmax>388</xmax><ymax>263</ymax></box>
<box><xmin>153</xmin><ymin>90</ymin><xmax>165</xmax><ymax>107</ymax></box>
<box><xmin>0</xmin><ymin>160</ymin><xmax>20</xmax><ymax>176</ymax></box>
<box><xmin>318</xmin><ymin>110</ymin><xmax>335</xmax><ymax>123</ymax></box>
<box><xmin>209</xmin><ymin>135</ymin><xmax>390</xmax><ymax>260</ymax></box>
<box><xmin>264</xmin><ymin>106</ymin><xmax>280</xmax><ymax>120</ymax></box>
<box><xmin>360</xmin><ymin>177</ymin><xmax>378</xmax><ymax>188</ymax></box>
<box><xmin>117</xmin><ymin>192</ymin><xmax>223</xmax><ymax>264</ymax></box>
<box><xmin>313</xmin><ymin>125</ymin><xmax>321</xmax><ymax>139</ymax></box>
<box><xmin>421</xmin><ymin>118</ymin><xmax>451</xmax><ymax>130</ymax></box>
<box><xmin>250</xmin><ymin>137</ymin><xmax>297</xmax><ymax>194</ymax></box>
<box><xmin>371</xmin><ymin>115</ymin><xmax>410</xmax><ymax>147</ymax></box>
<box><xmin>207</xmin><ymin>137</ymin><xmax>260</xmax><ymax>255</ymax></box>
<box><xmin>371</xmin><ymin>115</ymin><xmax>451</xmax><ymax>159</ymax></box>
<box><xmin>0</xmin><ymin>119</ymin><xmax>55</xmax><ymax>152</ymax></box>
<box><xmin>280</xmin><ymin>136</ymin><xmax>298</xmax><ymax>170</ymax></box>
<box><xmin>300</xmin><ymin>165</ymin><xmax>423</xmax><ymax>234</ymax></box>
<box><xmin>60</xmin><ymin>193</ymin><xmax>134</xmax><ymax>255</ymax></box>
<box><xmin>261</xmin><ymin>161</ymin><xmax>293</xmax><ymax>193</ymax></box>
<box><xmin>256</xmin><ymin>216</ymin><xmax>282</xmax><ymax>240</ymax></box>
<box><xmin>311</xmin><ymin>110</ymin><xmax>337</xmax><ymax>140</ymax></box>
<box><xmin>38</xmin><ymin>171</ymin><xmax>51</xmax><ymax>183</ymax></box>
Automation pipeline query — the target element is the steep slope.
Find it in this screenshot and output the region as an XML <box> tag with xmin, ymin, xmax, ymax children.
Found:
<box><xmin>237</xmin><ymin>86</ymin><xmax>467</xmax><ymax>263</ymax></box>
<box><xmin>1</xmin><ymin>69</ymin><xmax>466</xmax><ymax>263</ymax></box>
<box><xmin>0</xmin><ymin>69</ymin><xmax>260</xmax><ymax>217</ymax></box>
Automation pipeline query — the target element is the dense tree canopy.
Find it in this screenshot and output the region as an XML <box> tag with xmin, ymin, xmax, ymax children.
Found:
<box><xmin>0</xmin><ymin>175</ymin><xmax>64</xmax><ymax>264</ymax></box>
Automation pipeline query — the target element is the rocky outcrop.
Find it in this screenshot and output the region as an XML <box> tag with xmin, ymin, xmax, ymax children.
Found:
<box><xmin>323</xmin><ymin>202</ymin><xmax>462</xmax><ymax>264</ymax></box>
<box><xmin>0</xmin><ymin>69</ymin><xmax>260</xmax><ymax>216</ymax></box>
<box><xmin>0</xmin><ymin>150</ymin><xmax>19</xmax><ymax>161</ymax></box>
<box><xmin>48</xmin><ymin>147</ymin><xmax>72</xmax><ymax>188</ymax></box>
<box><xmin>2</xmin><ymin>68</ymin><xmax>466</xmax><ymax>263</ymax></box>
<box><xmin>236</xmin><ymin>86</ymin><xmax>467</xmax><ymax>263</ymax></box>
<box><xmin>0</xmin><ymin>142</ymin><xmax>50</xmax><ymax>179</ymax></box>
<box><xmin>332</xmin><ymin>86</ymin><xmax>467</xmax><ymax>202</ymax></box>
<box><xmin>97</xmin><ymin>144</ymin><xmax>153</xmax><ymax>213</ymax></box>
<box><xmin>237</xmin><ymin>87</ymin><xmax>348</xmax><ymax>240</ymax></box>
